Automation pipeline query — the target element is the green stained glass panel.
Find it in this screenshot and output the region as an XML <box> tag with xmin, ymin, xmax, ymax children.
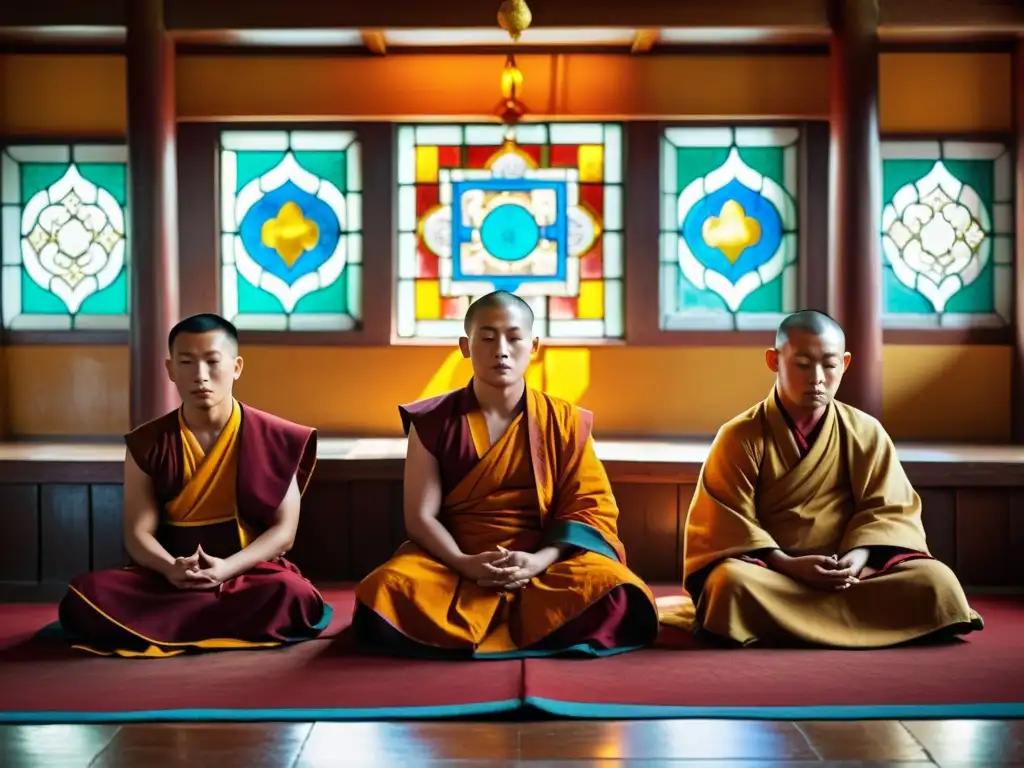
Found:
<box><xmin>880</xmin><ymin>140</ymin><xmax>1013</xmax><ymax>328</ymax></box>
<box><xmin>1</xmin><ymin>144</ymin><xmax>129</xmax><ymax>331</ymax></box>
<box><xmin>219</xmin><ymin>130</ymin><xmax>362</xmax><ymax>331</ymax></box>
<box><xmin>660</xmin><ymin>126</ymin><xmax>801</xmax><ymax>331</ymax></box>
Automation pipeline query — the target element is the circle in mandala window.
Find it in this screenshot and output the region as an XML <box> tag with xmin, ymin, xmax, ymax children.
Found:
<box><xmin>480</xmin><ymin>203</ymin><xmax>540</xmax><ymax>262</ymax></box>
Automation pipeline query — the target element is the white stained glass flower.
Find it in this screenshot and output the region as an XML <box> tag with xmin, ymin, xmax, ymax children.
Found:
<box><xmin>21</xmin><ymin>165</ymin><xmax>126</xmax><ymax>313</ymax></box>
<box><xmin>882</xmin><ymin>161</ymin><xmax>989</xmax><ymax>312</ymax></box>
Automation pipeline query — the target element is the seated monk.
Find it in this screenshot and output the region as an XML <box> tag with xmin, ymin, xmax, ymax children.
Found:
<box><xmin>353</xmin><ymin>290</ymin><xmax>659</xmax><ymax>658</ymax></box>
<box><xmin>661</xmin><ymin>310</ymin><xmax>983</xmax><ymax>648</ymax></box>
<box><xmin>58</xmin><ymin>313</ymin><xmax>332</xmax><ymax>657</ymax></box>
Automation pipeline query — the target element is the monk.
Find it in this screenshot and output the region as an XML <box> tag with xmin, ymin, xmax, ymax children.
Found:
<box><xmin>662</xmin><ymin>310</ymin><xmax>983</xmax><ymax>648</ymax></box>
<box><xmin>353</xmin><ymin>291</ymin><xmax>659</xmax><ymax>658</ymax></box>
<box><xmin>58</xmin><ymin>313</ymin><xmax>332</xmax><ymax>657</ymax></box>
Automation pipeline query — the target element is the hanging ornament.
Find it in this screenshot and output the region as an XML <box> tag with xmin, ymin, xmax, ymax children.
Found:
<box><xmin>497</xmin><ymin>0</ymin><xmax>533</xmax><ymax>41</ymax></box>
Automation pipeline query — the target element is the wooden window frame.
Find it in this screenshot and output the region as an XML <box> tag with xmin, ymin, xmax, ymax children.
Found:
<box><xmin>879</xmin><ymin>131</ymin><xmax>1016</xmax><ymax>346</ymax></box>
<box><xmin>177</xmin><ymin>121</ymin><xmax>394</xmax><ymax>346</ymax></box>
<box><xmin>0</xmin><ymin>135</ymin><xmax>129</xmax><ymax>346</ymax></box>
<box><xmin>624</xmin><ymin>120</ymin><xmax>830</xmax><ymax>347</ymax></box>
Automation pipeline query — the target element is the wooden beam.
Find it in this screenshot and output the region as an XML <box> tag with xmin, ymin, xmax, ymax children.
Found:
<box><xmin>362</xmin><ymin>30</ymin><xmax>387</xmax><ymax>55</ymax></box>
<box><xmin>1</xmin><ymin>0</ymin><xmax>1021</xmax><ymax>41</ymax></box>
<box><xmin>631</xmin><ymin>29</ymin><xmax>659</xmax><ymax>53</ymax></box>
<box><xmin>1012</xmin><ymin>39</ymin><xmax>1024</xmax><ymax>444</ymax></box>
<box><xmin>126</xmin><ymin>0</ymin><xmax>180</xmax><ymax>427</ymax></box>
<box><xmin>828</xmin><ymin>0</ymin><xmax>883</xmax><ymax>420</ymax></box>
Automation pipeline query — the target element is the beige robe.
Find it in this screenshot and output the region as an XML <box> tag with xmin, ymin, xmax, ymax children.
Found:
<box><xmin>660</xmin><ymin>388</ymin><xmax>982</xmax><ymax>648</ymax></box>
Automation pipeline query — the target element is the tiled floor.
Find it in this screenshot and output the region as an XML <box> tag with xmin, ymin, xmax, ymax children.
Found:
<box><xmin>1</xmin><ymin>719</ymin><xmax>1022</xmax><ymax>767</ymax></box>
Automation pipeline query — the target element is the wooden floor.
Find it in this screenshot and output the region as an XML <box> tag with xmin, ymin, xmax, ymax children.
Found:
<box><xmin>1</xmin><ymin>719</ymin><xmax>1022</xmax><ymax>767</ymax></box>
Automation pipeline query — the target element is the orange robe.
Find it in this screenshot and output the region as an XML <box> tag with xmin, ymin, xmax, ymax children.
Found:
<box><xmin>58</xmin><ymin>401</ymin><xmax>331</xmax><ymax>658</ymax></box>
<box><xmin>354</xmin><ymin>383</ymin><xmax>659</xmax><ymax>658</ymax></box>
<box><xmin>661</xmin><ymin>388</ymin><xmax>982</xmax><ymax>648</ymax></box>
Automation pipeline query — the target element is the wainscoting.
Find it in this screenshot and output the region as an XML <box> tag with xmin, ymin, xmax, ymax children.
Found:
<box><xmin>1</xmin><ymin>439</ymin><xmax>1022</xmax><ymax>600</ymax></box>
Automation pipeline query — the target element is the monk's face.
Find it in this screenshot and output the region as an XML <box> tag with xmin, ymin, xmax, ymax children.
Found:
<box><xmin>165</xmin><ymin>331</ymin><xmax>243</xmax><ymax>410</ymax></box>
<box><xmin>460</xmin><ymin>304</ymin><xmax>539</xmax><ymax>388</ymax></box>
<box><xmin>766</xmin><ymin>328</ymin><xmax>852</xmax><ymax>412</ymax></box>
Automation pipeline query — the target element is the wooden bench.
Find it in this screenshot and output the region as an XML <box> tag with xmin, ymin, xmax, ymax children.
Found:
<box><xmin>1</xmin><ymin>440</ymin><xmax>1022</xmax><ymax>600</ymax></box>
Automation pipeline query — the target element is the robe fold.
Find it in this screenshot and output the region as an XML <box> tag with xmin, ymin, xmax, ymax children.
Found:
<box><xmin>353</xmin><ymin>382</ymin><xmax>659</xmax><ymax>658</ymax></box>
<box><xmin>661</xmin><ymin>387</ymin><xmax>982</xmax><ymax>648</ymax></box>
<box><xmin>58</xmin><ymin>400</ymin><xmax>332</xmax><ymax>658</ymax></box>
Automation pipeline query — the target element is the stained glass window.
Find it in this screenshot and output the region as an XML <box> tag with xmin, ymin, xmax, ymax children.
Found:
<box><xmin>881</xmin><ymin>141</ymin><xmax>1013</xmax><ymax>328</ymax></box>
<box><xmin>1</xmin><ymin>144</ymin><xmax>128</xmax><ymax>331</ymax></box>
<box><xmin>659</xmin><ymin>127</ymin><xmax>800</xmax><ymax>330</ymax></box>
<box><xmin>219</xmin><ymin>130</ymin><xmax>362</xmax><ymax>330</ymax></box>
<box><xmin>395</xmin><ymin>123</ymin><xmax>623</xmax><ymax>340</ymax></box>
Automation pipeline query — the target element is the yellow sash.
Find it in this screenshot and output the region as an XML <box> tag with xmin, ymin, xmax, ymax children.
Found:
<box><xmin>165</xmin><ymin>400</ymin><xmax>241</xmax><ymax>533</ymax></box>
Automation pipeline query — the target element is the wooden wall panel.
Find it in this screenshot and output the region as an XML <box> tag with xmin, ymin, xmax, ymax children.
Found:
<box><xmin>0</xmin><ymin>467</ymin><xmax>1021</xmax><ymax>600</ymax></box>
<box><xmin>90</xmin><ymin>484</ymin><xmax>126</xmax><ymax>571</ymax></box>
<box><xmin>612</xmin><ymin>483</ymin><xmax>680</xmax><ymax>583</ymax></box>
<box><xmin>0</xmin><ymin>485</ymin><xmax>38</xmax><ymax>584</ymax></box>
<box><xmin>348</xmin><ymin>481</ymin><xmax>404</xmax><ymax>580</ymax></box>
<box><xmin>956</xmin><ymin>489</ymin><xmax>1013</xmax><ymax>587</ymax></box>
<box><xmin>39</xmin><ymin>485</ymin><xmax>90</xmax><ymax>585</ymax></box>
<box><xmin>919</xmin><ymin>488</ymin><xmax>957</xmax><ymax>568</ymax></box>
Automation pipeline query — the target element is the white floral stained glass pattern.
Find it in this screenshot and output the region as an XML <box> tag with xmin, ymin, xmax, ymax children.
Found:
<box><xmin>1</xmin><ymin>144</ymin><xmax>129</xmax><ymax>330</ymax></box>
<box><xmin>881</xmin><ymin>140</ymin><xmax>1013</xmax><ymax>328</ymax></box>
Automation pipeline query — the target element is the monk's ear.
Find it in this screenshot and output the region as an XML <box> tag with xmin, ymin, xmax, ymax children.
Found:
<box><xmin>233</xmin><ymin>355</ymin><xmax>244</xmax><ymax>380</ymax></box>
<box><xmin>842</xmin><ymin>351</ymin><xmax>852</xmax><ymax>372</ymax></box>
<box><xmin>765</xmin><ymin>348</ymin><xmax>780</xmax><ymax>373</ymax></box>
<box><xmin>458</xmin><ymin>336</ymin><xmax>470</xmax><ymax>359</ymax></box>
<box><xmin>164</xmin><ymin>357</ymin><xmax>174</xmax><ymax>382</ymax></box>
<box><xmin>530</xmin><ymin>336</ymin><xmax>540</xmax><ymax>356</ymax></box>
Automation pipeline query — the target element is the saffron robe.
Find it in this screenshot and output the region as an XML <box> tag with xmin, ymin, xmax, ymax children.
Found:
<box><xmin>661</xmin><ymin>388</ymin><xmax>982</xmax><ymax>648</ymax></box>
<box><xmin>58</xmin><ymin>401</ymin><xmax>332</xmax><ymax>658</ymax></box>
<box><xmin>353</xmin><ymin>383</ymin><xmax>659</xmax><ymax>658</ymax></box>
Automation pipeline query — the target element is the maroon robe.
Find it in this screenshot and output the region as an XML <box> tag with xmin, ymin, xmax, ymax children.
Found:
<box><xmin>57</xmin><ymin>403</ymin><xmax>332</xmax><ymax>658</ymax></box>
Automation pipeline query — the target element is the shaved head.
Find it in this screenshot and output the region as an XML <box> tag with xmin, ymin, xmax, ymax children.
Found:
<box><xmin>464</xmin><ymin>290</ymin><xmax>535</xmax><ymax>335</ymax></box>
<box><xmin>775</xmin><ymin>310</ymin><xmax>845</xmax><ymax>351</ymax></box>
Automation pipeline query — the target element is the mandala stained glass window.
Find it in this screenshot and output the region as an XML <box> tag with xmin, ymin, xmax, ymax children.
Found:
<box><xmin>1</xmin><ymin>144</ymin><xmax>128</xmax><ymax>331</ymax></box>
<box><xmin>395</xmin><ymin>123</ymin><xmax>623</xmax><ymax>340</ymax></box>
<box><xmin>659</xmin><ymin>127</ymin><xmax>800</xmax><ymax>330</ymax></box>
<box><xmin>881</xmin><ymin>141</ymin><xmax>1013</xmax><ymax>328</ymax></box>
<box><xmin>219</xmin><ymin>130</ymin><xmax>362</xmax><ymax>331</ymax></box>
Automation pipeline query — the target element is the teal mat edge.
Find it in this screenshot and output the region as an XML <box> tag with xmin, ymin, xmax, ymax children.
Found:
<box><xmin>3</xmin><ymin>697</ymin><xmax>1023</xmax><ymax>724</ymax></box>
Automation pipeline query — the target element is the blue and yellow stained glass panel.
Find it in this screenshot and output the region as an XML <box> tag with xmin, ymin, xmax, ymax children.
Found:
<box><xmin>881</xmin><ymin>140</ymin><xmax>1013</xmax><ymax>328</ymax></box>
<box><xmin>1</xmin><ymin>144</ymin><xmax>128</xmax><ymax>330</ymax></box>
<box><xmin>395</xmin><ymin>123</ymin><xmax>624</xmax><ymax>340</ymax></box>
<box><xmin>219</xmin><ymin>130</ymin><xmax>362</xmax><ymax>331</ymax></box>
<box><xmin>659</xmin><ymin>127</ymin><xmax>800</xmax><ymax>330</ymax></box>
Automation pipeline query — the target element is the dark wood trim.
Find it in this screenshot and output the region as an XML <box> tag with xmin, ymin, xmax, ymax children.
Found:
<box><xmin>177</xmin><ymin>121</ymin><xmax>394</xmax><ymax>346</ymax></box>
<box><xmin>623</xmin><ymin>122</ymin><xmax>659</xmax><ymax>345</ymax></box>
<box><xmin>800</xmin><ymin>121</ymin><xmax>830</xmax><ymax>311</ymax></box>
<box><xmin>2</xmin><ymin>331</ymin><xmax>128</xmax><ymax>346</ymax></box>
<box><xmin>176</xmin><ymin>122</ymin><xmax>220</xmax><ymax>318</ymax></box>
<box><xmin>885</xmin><ymin>327</ymin><xmax>1014</xmax><ymax>346</ymax></box>
<box><xmin>1013</xmin><ymin>39</ymin><xmax>1024</xmax><ymax>443</ymax></box>
<box><xmin>880</xmin><ymin>132</ymin><xmax>1016</xmax><ymax>144</ymax></box>
<box><xmin>3</xmin><ymin>0</ymin><xmax>1018</xmax><ymax>34</ymax></box>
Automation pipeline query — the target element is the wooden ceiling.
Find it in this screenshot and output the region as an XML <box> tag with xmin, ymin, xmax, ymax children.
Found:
<box><xmin>0</xmin><ymin>0</ymin><xmax>1021</xmax><ymax>52</ymax></box>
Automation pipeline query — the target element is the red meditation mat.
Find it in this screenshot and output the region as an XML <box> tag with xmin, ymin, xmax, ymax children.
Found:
<box><xmin>0</xmin><ymin>589</ymin><xmax>521</xmax><ymax>724</ymax></box>
<box><xmin>523</xmin><ymin>592</ymin><xmax>1024</xmax><ymax>720</ymax></box>
<box><xmin>2</xmin><ymin>587</ymin><xmax>1022</xmax><ymax>722</ymax></box>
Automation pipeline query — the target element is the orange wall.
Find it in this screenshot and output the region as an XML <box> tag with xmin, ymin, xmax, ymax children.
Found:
<box><xmin>0</xmin><ymin>52</ymin><xmax>1014</xmax><ymax>440</ymax></box>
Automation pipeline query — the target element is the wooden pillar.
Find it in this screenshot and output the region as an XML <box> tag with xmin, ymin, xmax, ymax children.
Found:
<box><xmin>126</xmin><ymin>0</ymin><xmax>180</xmax><ymax>427</ymax></box>
<box><xmin>827</xmin><ymin>0</ymin><xmax>883</xmax><ymax>419</ymax></box>
<box><xmin>1012</xmin><ymin>40</ymin><xmax>1024</xmax><ymax>443</ymax></box>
